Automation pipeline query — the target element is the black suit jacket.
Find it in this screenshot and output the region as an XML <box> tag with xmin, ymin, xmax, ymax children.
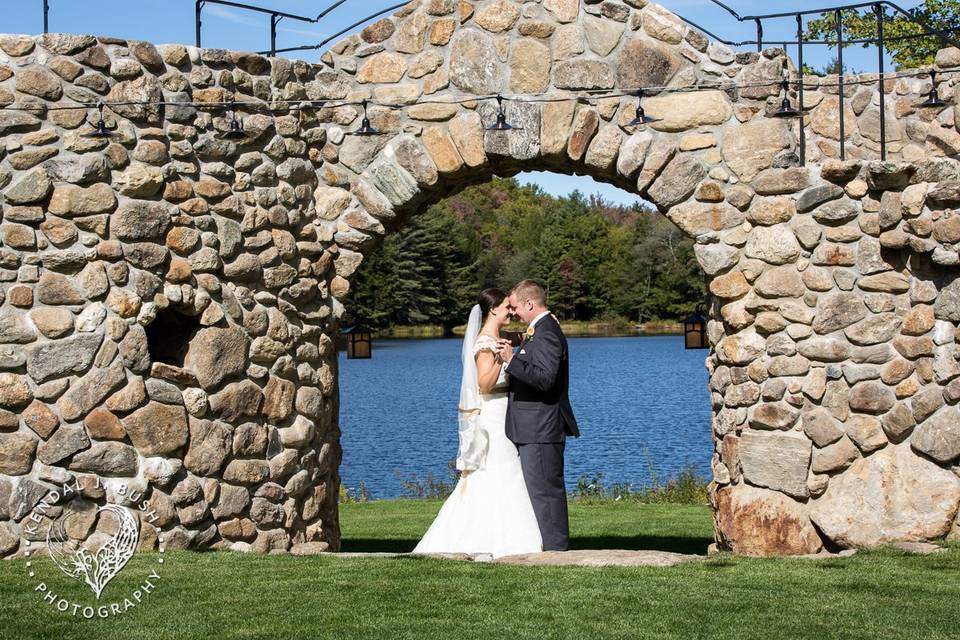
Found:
<box><xmin>504</xmin><ymin>315</ymin><xmax>580</xmax><ymax>444</ymax></box>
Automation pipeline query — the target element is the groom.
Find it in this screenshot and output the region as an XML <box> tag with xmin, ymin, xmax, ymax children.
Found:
<box><xmin>499</xmin><ymin>280</ymin><xmax>579</xmax><ymax>552</ymax></box>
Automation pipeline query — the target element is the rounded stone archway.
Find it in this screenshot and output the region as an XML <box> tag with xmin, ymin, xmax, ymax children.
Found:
<box><xmin>1</xmin><ymin>1</ymin><xmax>959</xmax><ymax>558</ymax></box>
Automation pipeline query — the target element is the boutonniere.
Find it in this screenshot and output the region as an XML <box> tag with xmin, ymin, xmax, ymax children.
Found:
<box><xmin>525</xmin><ymin>326</ymin><xmax>536</xmax><ymax>342</ymax></box>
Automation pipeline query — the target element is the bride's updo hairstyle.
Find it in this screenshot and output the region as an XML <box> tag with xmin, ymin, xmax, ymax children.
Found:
<box><xmin>479</xmin><ymin>288</ymin><xmax>508</xmax><ymax>323</ymax></box>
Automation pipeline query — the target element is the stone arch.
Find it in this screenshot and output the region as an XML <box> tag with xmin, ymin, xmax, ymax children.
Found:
<box><xmin>1</xmin><ymin>1</ymin><xmax>960</xmax><ymax>558</ymax></box>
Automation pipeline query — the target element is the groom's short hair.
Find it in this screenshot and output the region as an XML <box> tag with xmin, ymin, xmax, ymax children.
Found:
<box><xmin>512</xmin><ymin>280</ymin><xmax>547</xmax><ymax>306</ymax></box>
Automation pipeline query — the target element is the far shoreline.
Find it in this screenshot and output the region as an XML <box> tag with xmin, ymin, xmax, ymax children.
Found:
<box><xmin>361</xmin><ymin>321</ymin><xmax>684</xmax><ymax>340</ymax></box>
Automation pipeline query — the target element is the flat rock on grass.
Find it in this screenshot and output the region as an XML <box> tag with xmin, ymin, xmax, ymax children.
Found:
<box><xmin>324</xmin><ymin>550</ymin><xmax>703</xmax><ymax>566</ymax></box>
<box><xmin>493</xmin><ymin>549</ymin><xmax>702</xmax><ymax>567</ymax></box>
<box><xmin>892</xmin><ymin>542</ymin><xmax>946</xmax><ymax>555</ymax></box>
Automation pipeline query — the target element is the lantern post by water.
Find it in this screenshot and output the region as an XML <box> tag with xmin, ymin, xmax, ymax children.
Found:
<box><xmin>682</xmin><ymin>304</ymin><xmax>709</xmax><ymax>350</ymax></box>
<box><xmin>342</xmin><ymin>324</ymin><xmax>373</xmax><ymax>359</ymax></box>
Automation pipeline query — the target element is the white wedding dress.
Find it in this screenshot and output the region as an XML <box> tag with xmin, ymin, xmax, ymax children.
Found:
<box><xmin>413</xmin><ymin>335</ymin><xmax>543</xmax><ymax>559</ymax></box>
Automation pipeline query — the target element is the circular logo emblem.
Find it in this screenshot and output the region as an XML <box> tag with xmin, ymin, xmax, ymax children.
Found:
<box><xmin>20</xmin><ymin>478</ymin><xmax>167</xmax><ymax>618</ymax></box>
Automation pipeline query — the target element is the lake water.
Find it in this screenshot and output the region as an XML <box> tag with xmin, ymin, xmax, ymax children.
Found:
<box><xmin>338</xmin><ymin>335</ymin><xmax>713</xmax><ymax>499</ymax></box>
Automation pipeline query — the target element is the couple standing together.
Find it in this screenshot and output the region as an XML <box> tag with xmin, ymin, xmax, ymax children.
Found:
<box><xmin>414</xmin><ymin>280</ymin><xmax>580</xmax><ymax>558</ymax></box>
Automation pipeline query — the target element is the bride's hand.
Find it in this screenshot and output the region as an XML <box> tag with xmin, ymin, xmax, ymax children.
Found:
<box><xmin>497</xmin><ymin>339</ymin><xmax>514</xmax><ymax>363</ymax></box>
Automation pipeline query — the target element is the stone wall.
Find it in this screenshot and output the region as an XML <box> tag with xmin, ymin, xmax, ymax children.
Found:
<box><xmin>0</xmin><ymin>0</ymin><xmax>959</xmax><ymax>558</ymax></box>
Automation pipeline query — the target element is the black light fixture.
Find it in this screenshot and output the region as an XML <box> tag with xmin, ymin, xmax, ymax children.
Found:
<box><xmin>351</xmin><ymin>99</ymin><xmax>380</xmax><ymax>136</ymax></box>
<box><xmin>772</xmin><ymin>57</ymin><xmax>805</xmax><ymax>119</ymax></box>
<box><xmin>682</xmin><ymin>303</ymin><xmax>710</xmax><ymax>350</ymax></box>
<box><xmin>918</xmin><ymin>69</ymin><xmax>947</xmax><ymax>109</ymax></box>
<box><xmin>341</xmin><ymin>324</ymin><xmax>373</xmax><ymax>359</ymax></box>
<box><xmin>219</xmin><ymin>100</ymin><xmax>248</xmax><ymax>139</ymax></box>
<box><xmin>626</xmin><ymin>90</ymin><xmax>660</xmax><ymax>127</ymax></box>
<box><xmin>485</xmin><ymin>94</ymin><xmax>522</xmax><ymax>131</ymax></box>
<box><xmin>81</xmin><ymin>103</ymin><xmax>117</xmax><ymax>138</ymax></box>
<box><xmin>771</xmin><ymin>77</ymin><xmax>803</xmax><ymax>118</ymax></box>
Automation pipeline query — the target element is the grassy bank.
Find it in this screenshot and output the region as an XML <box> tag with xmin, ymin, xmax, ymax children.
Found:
<box><xmin>1</xmin><ymin>500</ymin><xmax>958</xmax><ymax>640</ymax></box>
<box><xmin>374</xmin><ymin>320</ymin><xmax>683</xmax><ymax>339</ymax></box>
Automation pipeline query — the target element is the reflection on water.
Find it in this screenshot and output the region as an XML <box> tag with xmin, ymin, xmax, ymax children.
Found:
<box><xmin>338</xmin><ymin>335</ymin><xmax>712</xmax><ymax>499</ymax></box>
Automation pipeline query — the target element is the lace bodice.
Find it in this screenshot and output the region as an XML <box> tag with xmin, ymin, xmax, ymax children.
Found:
<box><xmin>474</xmin><ymin>335</ymin><xmax>509</xmax><ymax>393</ymax></box>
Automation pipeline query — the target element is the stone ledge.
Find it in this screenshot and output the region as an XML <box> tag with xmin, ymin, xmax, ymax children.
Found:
<box><xmin>321</xmin><ymin>549</ymin><xmax>706</xmax><ymax>567</ymax></box>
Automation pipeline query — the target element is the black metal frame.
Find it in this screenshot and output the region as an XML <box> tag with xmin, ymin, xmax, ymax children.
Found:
<box><xmin>195</xmin><ymin>0</ymin><xmax>410</xmax><ymax>57</ymax></box>
<box><xmin>672</xmin><ymin>1</ymin><xmax>960</xmax><ymax>163</ymax></box>
<box><xmin>194</xmin><ymin>0</ymin><xmax>315</xmax><ymax>56</ymax></box>
<box><xmin>37</xmin><ymin>1</ymin><xmax>960</xmax><ymax>162</ymax></box>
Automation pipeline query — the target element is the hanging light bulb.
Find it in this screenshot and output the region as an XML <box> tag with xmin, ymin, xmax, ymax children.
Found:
<box><xmin>219</xmin><ymin>100</ymin><xmax>248</xmax><ymax>139</ymax></box>
<box><xmin>81</xmin><ymin>103</ymin><xmax>117</xmax><ymax>138</ymax></box>
<box><xmin>351</xmin><ymin>99</ymin><xmax>380</xmax><ymax>136</ymax></box>
<box><xmin>772</xmin><ymin>78</ymin><xmax>802</xmax><ymax>118</ymax></box>
<box><xmin>626</xmin><ymin>90</ymin><xmax>660</xmax><ymax>127</ymax></box>
<box><xmin>485</xmin><ymin>94</ymin><xmax>522</xmax><ymax>131</ymax></box>
<box><xmin>918</xmin><ymin>69</ymin><xmax>947</xmax><ymax>108</ymax></box>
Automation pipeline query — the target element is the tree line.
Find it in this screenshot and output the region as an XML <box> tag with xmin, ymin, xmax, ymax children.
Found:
<box><xmin>346</xmin><ymin>178</ymin><xmax>705</xmax><ymax>331</ymax></box>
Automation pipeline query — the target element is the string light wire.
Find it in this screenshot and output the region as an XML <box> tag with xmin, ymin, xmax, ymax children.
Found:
<box><xmin>0</xmin><ymin>66</ymin><xmax>953</xmax><ymax>116</ymax></box>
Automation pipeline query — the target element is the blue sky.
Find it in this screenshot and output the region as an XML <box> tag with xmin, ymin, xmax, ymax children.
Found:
<box><xmin>5</xmin><ymin>0</ymin><xmax>923</xmax><ymax>206</ymax></box>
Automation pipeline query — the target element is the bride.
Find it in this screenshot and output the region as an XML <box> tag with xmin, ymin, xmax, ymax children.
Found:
<box><xmin>413</xmin><ymin>288</ymin><xmax>543</xmax><ymax>558</ymax></box>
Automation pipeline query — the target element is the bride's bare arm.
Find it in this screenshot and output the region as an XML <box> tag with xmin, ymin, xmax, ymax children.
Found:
<box><xmin>475</xmin><ymin>349</ymin><xmax>503</xmax><ymax>394</ymax></box>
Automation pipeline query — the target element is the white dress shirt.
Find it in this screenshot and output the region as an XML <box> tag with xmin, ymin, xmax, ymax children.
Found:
<box><xmin>529</xmin><ymin>310</ymin><xmax>551</xmax><ymax>330</ymax></box>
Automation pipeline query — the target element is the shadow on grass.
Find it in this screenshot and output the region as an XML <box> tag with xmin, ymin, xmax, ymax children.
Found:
<box><xmin>569</xmin><ymin>534</ymin><xmax>712</xmax><ymax>555</ymax></box>
<box><xmin>340</xmin><ymin>534</ymin><xmax>713</xmax><ymax>555</ymax></box>
<box><xmin>340</xmin><ymin>538</ymin><xmax>420</xmax><ymax>553</ymax></box>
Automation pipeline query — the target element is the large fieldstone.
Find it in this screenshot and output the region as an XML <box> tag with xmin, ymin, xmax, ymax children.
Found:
<box><xmin>753</xmin><ymin>265</ymin><xmax>804</xmax><ymax>298</ymax></box>
<box><xmin>0</xmin><ymin>373</ymin><xmax>32</xmax><ymax>409</ymax></box>
<box><xmin>554</xmin><ymin>60</ymin><xmax>614</xmax><ymax>90</ymax></box>
<box><xmin>810</xmin><ymin>444</ymin><xmax>960</xmax><ymax>547</ymax></box>
<box><xmin>68</xmin><ymin>441</ymin><xmax>138</xmax><ymax>476</ymax></box>
<box><xmin>744</xmin><ymin>225</ymin><xmax>801</xmax><ymax>265</ymax></box>
<box><xmin>3</xmin><ymin>167</ymin><xmax>52</xmax><ymax>204</ymax></box>
<box><xmin>510</xmin><ymin>39</ymin><xmax>550</xmax><ymax>94</ymax></box>
<box><xmin>738</xmin><ymin>430</ymin><xmax>811</xmax><ymax>498</ymax></box>
<box><xmin>15</xmin><ymin>66</ymin><xmax>62</xmax><ymax>99</ymax></box>
<box><xmin>262</xmin><ymin>376</ymin><xmax>295</xmax><ymax>422</ymax></box>
<box><xmin>184</xmin><ymin>418</ymin><xmax>232</xmax><ymax>476</ymax></box>
<box><xmin>474</xmin><ymin>0</ymin><xmax>520</xmax><ymax>32</ymax></box>
<box><xmin>0</xmin><ymin>111</ymin><xmax>40</xmax><ymax>135</ymax></box>
<box><xmin>47</xmin><ymin>183</ymin><xmax>116</xmax><ymax>216</ymax></box>
<box><xmin>648</xmin><ymin>156</ymin><xmax>704</xmax><ymax>208</ymax></box>
<box><xmin>58</xmin><ymin>364</ymin><xmax>127</xmax><ymax>422</ymax></box>
<box><xmin>646</xmin><ymin>91</ymin><xmax>732</xmax><ymax>133</ymax></box>
<box><xmin>113</xmin><ymin>201</ymin><xmax>171</xmax><ymax>241</ymax></box>
<box><xmin>0</xmin><ymin>432</ymin><xmax>37</xmax><ymax>475</ymax></box>
<box><xmin>848</xmin><ymin>381</ymin><xmax>895</xmax><ymax>414</ymax></box>
<box><xmin>0</xmin><ymin>310</ymin><xmax>36</xmax><ymax>344</ymax></box>
<box><xmin>209</xmin><ymin>380</ymin><xmax>263</xmax><ymax>422</ymax></box>
<box><xmin>37</xmin><ymin>426</ymin><xmax>90</xmax><ymax>466</ymax></box>
<box><xmin>106</xmin><ymin>75</ymin><xmax>163</xmax><ymax>123</ymax></box>
<box><xmin>356</xmin><ymin>52</ymin><xmax>407</xmax><ymax>84</ymax></box>
<box><xmin>714</xmin><ymin>484</ymin><xmax>823</xmax><ymax>556</ymax></box>
<box><xmin>615</xmin><ymin>38</ymin><xmax>683</xmax><ymax>90</ymax></box>
<box><xmin>449</xmin><ymin>30</ymin><xmax>503</xmax><ymax>94</ymax></box>
<box><xmin>802</xmin><ymin>408</ymin><xmax>844</xmax><ymax>447</ymax></box>
<box><xmin>934</xmin><ymin>278</ymin><xmax>960</xmax><ymax>322</ymax></box>
<box><xmin>183</xmin><ymin>326</ymin><xmax>250</xmax><ymax>390</ymax></box>
<box><xmin>543</xmin><ymin>0</ymin><xmax>578</xmax><ymax>22</ymax></box>
<box><xmin>122</xmin><ymin>402</ymin><xmax>189</xmax><ymax>456</ymax></box>
<box><xmin>26</xmin><ymin>332</ymin><xmax>103</xmax><ymax>383</ymax></box>
<box><xmin>812</xmin><ymin>292</ymin><xmax>868</xmax><ymax>335</ymax></box>
<box><xmin>583</xmin><ymin>15</ymin><xmax>624</xmax><ymax>56</ymax></box>
<box><xmin>722</xmin><ymin>120</ymin><xmax>792</xmax><ymax>181</ymax></box>
<box><xmin>223</xmin><ymin>459</ymin><xmax>270</xmax><ymax>485</ymax></box>
<box><xmin>912</xmin><ymin>406</ymin><xmax>960</xmax><ymax>464</ymax></box>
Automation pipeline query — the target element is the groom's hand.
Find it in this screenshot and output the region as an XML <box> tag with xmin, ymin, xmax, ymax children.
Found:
<box><xmin>497</xmin><ymin>339</ymin><xmax>514</xmax><ymax>364</ymax></box>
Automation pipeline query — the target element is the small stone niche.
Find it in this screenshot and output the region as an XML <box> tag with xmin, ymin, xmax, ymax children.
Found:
<box><xmin>145</xmin><ymin>307</ymin><xmax>201</xmax><ymax>368</ymax></box>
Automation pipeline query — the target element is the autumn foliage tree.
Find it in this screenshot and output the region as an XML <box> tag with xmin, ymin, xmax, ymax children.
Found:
<box><xmin>347</xmin><ymin>178</ymin><xmax>705</xmax><ymax>330</ymax></box>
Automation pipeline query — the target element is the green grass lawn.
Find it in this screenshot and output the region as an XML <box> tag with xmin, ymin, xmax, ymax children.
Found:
<box><xmin>1</xmin><ymin>500</ymin><xmax>958</xmax><ymax>640</ymax></box>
